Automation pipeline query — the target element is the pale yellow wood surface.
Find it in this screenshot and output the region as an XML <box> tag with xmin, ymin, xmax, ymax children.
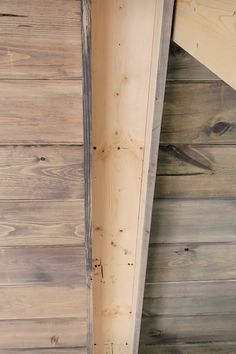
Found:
<box><xmin>92</xmin><ymin>1</ymin><xmax>173</xmax><ymax>353</ymax></box>
<box><xmin>173</xmin><ymin>0</ymin><xmax>236</xmax><ymax>89</ymax></box>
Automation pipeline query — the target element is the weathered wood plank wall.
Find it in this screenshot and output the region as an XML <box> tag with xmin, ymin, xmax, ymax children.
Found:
<box><xmin>0</xmin><ymin>1</ymin><xmax>91</xmax><ymax>352</ymax></box>
<box><xmin>139</xmin><ymin>42</ymin><xmax>236</xmax><ymax>353</ymax></box>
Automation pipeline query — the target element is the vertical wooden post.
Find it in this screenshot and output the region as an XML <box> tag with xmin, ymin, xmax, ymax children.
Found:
<box><xmin>92</xmin><ymin>1</ymin><xmax>174</xmax><ymax>353</ymax></box>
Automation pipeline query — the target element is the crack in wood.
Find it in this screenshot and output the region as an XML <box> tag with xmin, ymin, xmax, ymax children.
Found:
<box><xmin>161</xmin><ymin>144</ymin><xmax>214</xmax><ymax>171</ymax></box>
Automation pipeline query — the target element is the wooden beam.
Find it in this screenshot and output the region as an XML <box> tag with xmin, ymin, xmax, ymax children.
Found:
<box><xmin>172</xmin><ymin>0</ymin><xmax>236</xmax><ymax>89</ymax></box>
<box><xmin>92</xmin><ymin>1</ymin><xmax>174</xmax><ymax>353</ymax></box>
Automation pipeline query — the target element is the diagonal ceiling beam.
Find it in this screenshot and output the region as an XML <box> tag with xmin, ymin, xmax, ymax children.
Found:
<box><xmin>172</xmin><ymin>0</ymin><xmax>236</xmax><ymax>90</ymax></box>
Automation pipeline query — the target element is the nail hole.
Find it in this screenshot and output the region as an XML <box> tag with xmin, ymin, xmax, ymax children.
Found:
<box><xmin>93</xmin><ymin>146</ymin><xmax>97</xmax><ymax>150</ymax></box>
<box><xmin>184</xmin><ymin>247</ymin><xmax>189</xmax><ymax>252</ymax></box>
<box><xmin>40</xmin><ymin>156</ymin><xmax>46</xmax><ymax>161</ymax></box>
<box><xmin>117</xmin><ymin>147</ymin><xmax>121</xmax><ymax>150</ymax></box>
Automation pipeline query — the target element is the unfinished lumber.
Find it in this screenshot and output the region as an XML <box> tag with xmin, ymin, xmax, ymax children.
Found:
<box><xmin>92</xmin><ymin>1</ymin><xmax>174</xmax><ymax>353</ymax></box>
<box><xmin>172</xmin><ymin>0</ymin><xmax>236</xmax><ymax>90</ymax></box>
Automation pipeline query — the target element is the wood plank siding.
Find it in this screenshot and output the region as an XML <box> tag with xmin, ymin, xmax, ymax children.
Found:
<box><xmin>0</xmin><ymin>1</ymin><xmax>91</xmax><ymax>353</ymax></box>
<box><xmin>139</xmin><ymin>43</ymin><xmax>236</xmax><ymax>353</ymax></box>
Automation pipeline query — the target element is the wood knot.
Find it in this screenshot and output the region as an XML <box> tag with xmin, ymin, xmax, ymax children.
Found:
<box><xmin>50</xmin><ymin>336</ymin><xmax>59</xmax><ymax>345</ymax></box>
<box><xmin>212</xmin><ymin>121</ymin><xmax>232</xmax><ymax>135</ymax></box>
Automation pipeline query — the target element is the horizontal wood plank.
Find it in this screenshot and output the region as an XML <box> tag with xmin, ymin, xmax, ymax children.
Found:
<box><xmin>0</xmin><ymin>200</ymin><xmax>84</xmax><ymax>246</ymax></box>
<box><xmin>0</xmin><ymin>285</ymin><xmax>86</xmax><ymax>320</ymax></box>
<box><xmin>143</xmin><ymin>281</ymin><xmax>236</xmax><ymax>316</ymax></box>
<box><xmin>0</xmin><ymin>350</ymin><xmax>86</xmax><ymax>354</ymax></box>
<box><xmin>167</xmin><ymin>42</ymin><xmax>218</xmax><ymax>81</ymax></box>
<box><xmin>140</xmin><ymin>315</ymin><xmax>236</xmax><ymax>346</ymax></box>
<box><xmin>146</xmin><ymin>243</ymin><xmax>236</xmax><ymax>282</ymax></box>
<box><xmin>0</xmin><ymin>146</ymin><xmax>83</xmax><ymax>200</ymax></box>
<box><xmin>139</xmin><ymin>342</ymin><xmax>236</xmax><ymax>354</ymax></box>
<box><xmin>0</xmin><ymin>81</ymin><xmax>83</xmax><ymax>144</ymax></box>
<box><xmin>155</xmin><ymin>145</ymin><xmax>236</xmax><ymax>198</ymax></box>
<box><xmin>0</xmin><ymin>318</ymin><xmax>86</xmax><ymax>349</ymax></box>
<box><xmin>150</xmin><ymin>199</ymin><xmax>236</xmax><ymax>244</ymax></box>
<box><xmin>0</xmin><ymin>0</ymin><xmax>82</xmax><ymax>79</ymax></box>
<box><xmin>161</xmin><ymin>82</ymin><xmax>236</xmax><ymax>144</ymax></box>
<box><xmin>0</xmin><ymin>246</ymin><xmax>85</xmax><ymax>285</ymax></box>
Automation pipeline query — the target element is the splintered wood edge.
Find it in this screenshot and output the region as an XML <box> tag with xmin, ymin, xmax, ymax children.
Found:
<box><xmin>81</xmin><ymin>0</ymin><xmax>93</xmax><ymax>352</ymax></box>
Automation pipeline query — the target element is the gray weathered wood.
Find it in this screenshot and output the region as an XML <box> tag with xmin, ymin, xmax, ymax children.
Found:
<box><xmin>147</xmin><ymin>243</ymin><xmax>236</xmax><ymax>282</ymax></box>
<box><xmin>0</xmin><ymin>318</ymin><xmax>86</xmax><ymax>348</ymax></box>
<box><xmin>0</xmin><ymin>81</ymin><xmax>83</xmax><ymax>144</ymax></box>
<box><xmin>0</xmin><ymin>0</ymin><xmax>82</xmax><ymax>79</ymax></box>
<box><xmin>167</xmin><ymin>42</ymin><xmax>219</xmax><ymax>81</ymax></box>
<box><xmin>0</xmin><ymin>285</ymin><xmax>86</xmax><ymax>319</ymax></box>
<box><xmin>0</xmin><ymin>351</ymin><xmax>86</xmax><ymax>354</ymax></box>
<box><xmin>81</xmin><ymin>0</ymin><xmax>92</xmax><ymax>352</ymax></box>
<box><xmin>0</xmin><ymin>200</ymin><xmax>84</xmax><ymax>246</ymax></box>
<box><xmin>0</xmin><ymin>0</ymin><xmax>91</xmax><ymax>351</ymax></box>
<box><xmin>0</xmin><ymin>146</ymin><xmax>84</xmax><ymax>200</ymax></box>
<box><xmin>139</xmin><ymin>342</ymin><xmax>236</xmax><ymax>354</ymax></box>
<box><xmin>161</xmin><ymin>81</ymin><xmax>236</xmax><ymax>144</ymax></box>
<box><xmin>144</xmin><ymin>281</ymin><xmax>236</xmax><ymax>316</ymax></box>
<box><xmin>155</xmin><ymin>145</ymin><xmax>236</xmax><ymax>198</ymax></box>
<box><xmin>140</xmin><ymin>315</ymin><xmax>236</xmax><ymax>345</ymax></box>
<box><xmin>0</xmin><ymin>246</ymin><xmax>85</xmax><ymax>285</ymax></box>
<box><xmin>150</xmin><ymin>199</ymin><xmax>236</xmax><ymax>243</ymax></box>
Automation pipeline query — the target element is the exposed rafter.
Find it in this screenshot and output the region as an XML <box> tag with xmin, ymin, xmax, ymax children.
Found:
<box><xmin>173</xmin><ymin>0</ymin><xmax>236</xmax><ymax>90</ymax></box>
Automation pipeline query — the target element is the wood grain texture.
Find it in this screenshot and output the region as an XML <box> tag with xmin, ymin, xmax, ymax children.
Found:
<box><xmin>140</xmin><ymin>315</ymin><xmax>236</xmax><ymax>345</ymax></box>
<box><xmin>173</xmin><ymin>0</ymin><xmax>236</xmax><ymax>90</ymax></box>
<box><xmin>167</xmin><ymin>42</ymin><xmax>218</xmax><ymax>81</ymax></box>
<box><xmin>0</xmin><ymin>200</ymin><xmax>84</xmax><ymax>246</ymax></box>
<box><xmin>81</xmin><ymin>1</ymin><xmax>93</xmax><ymax>351</ymax></box>
<box><xmin>0</xmin><ymin>146</ymin><xmax>84</xmax><ymax>200</ymax></box>
<box><xmin>161</xmin><ymin>81</ymin><xmax>236</xmax><ymax>144</ymax></box>
<box><xmin>150</xmin><ymin>199</ymin><xmax>236</xmax><ymax>244</ymax></box>
<box><xmin>0</xmin><ymin>0</ymin><xmax>82</xmax><ymax>79</ymax></box>
<box><xmin>0</xmin><ymin>246</ymin><xmax>85</xmax><ymax>285</ymax></box>
<box><xmin>155</xmin><ymin>145</ymin><xmax>236</xmax><ymax>198</ymax></box>
<box><xmin>139</xmin><ymin>342</ymin><xmax>236</xmax><ymax>354</ymax></box>
<box><xmin>0</xmin><ymin>318</ymin><xmax>86</xmax><ymax>349</ymax></box>
<box><xmin>0</xmin><ymin>351</ymin><xmax>86</xmax><ymax>354</ymax></box>
<box><xmin>0</xmin><ymin>285</ymin><xmax>86</xmax><ymax>319</ymax></box>
<box><xmin>146</xmin><ymin>243</ymin><xmax>236</xmax><ymax>282</ymax></box>
<box><xmin>0</xmin><ymin>350</ymin><xmax>86</xmax><ymax>354</ymax></box>
<box><xmin>144</xmin><ymin>281</ymin><xmax>236</xmax><ymax>316</ymax></box>
<box><xmin>132</xmin><ymin>1</ymin><xmax>174</xmax><ymax>352</ymax></box>
<box><xmin>140</xmin><ymin>13</ymin><xmax>236</xmax><ymax>352</ymax></box>
<box><xmin>92</xmin><ymin>1</ymin><xmax>174</xmax><ymax>352</ymax></box>
<box><xmin>0</xmin><ymin>81</ymin><xmax>83</xmax><ymax>144</ymax></box>
<box><xmin>0</xmin><ymin>0</ymin><xmax>91</xmax><ymax>351</ymax></box>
